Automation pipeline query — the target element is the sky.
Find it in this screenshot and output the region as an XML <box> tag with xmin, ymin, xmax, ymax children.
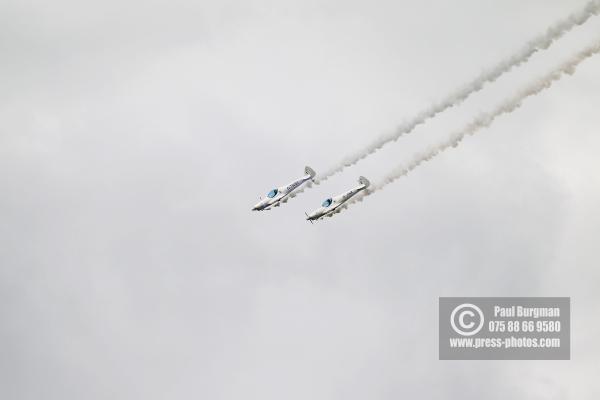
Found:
<box><xmin>1</xmin><ymin>0</ymin><xmax>600</xmax><ymax>399</ymax></box>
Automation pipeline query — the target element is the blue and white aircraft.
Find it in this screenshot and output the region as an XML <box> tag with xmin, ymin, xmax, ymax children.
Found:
<box><xmin>252</xmin><ymin>166</ymin><xmax>317</xmax><ymax>211</ymax></box>
<box><xmin>305</xmin><ymin>176</ymin><xmax>370</xmax><ymax>222</ymax></box>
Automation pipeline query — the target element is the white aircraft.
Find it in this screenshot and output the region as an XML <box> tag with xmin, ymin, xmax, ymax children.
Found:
<box><xmin>305</xmin><ymin>176</ymin><xmax>370</xmax><ymax>222</ymax></box>
<box><xmin>252</xmin><ymin>166</ymin><xmax>317</xmax><ymax>211</ymax></box>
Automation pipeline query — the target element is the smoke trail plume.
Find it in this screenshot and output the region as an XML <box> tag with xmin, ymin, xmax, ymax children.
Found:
<box><xmin>316</xmin><ymin>0</ymin><xmax>600</xmax><ymax>184</ymax></box>
<box><xmin>335</xmin><ymin>38</ymin><xmax>600</xmax><ymax>216</ymax></box>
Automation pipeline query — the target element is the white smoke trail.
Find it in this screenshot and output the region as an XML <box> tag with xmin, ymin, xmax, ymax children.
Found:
<box><xmin>333</xmin><ymin>38</ymin><xmax>600</xmax><ymax>216</ymax></box>
<box><xmin>316</xmin><ymin>0</ymin><xmax>600</xmax><ymax>184</ymax></box>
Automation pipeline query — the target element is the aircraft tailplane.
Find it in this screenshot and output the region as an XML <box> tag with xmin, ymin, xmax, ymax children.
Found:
<box><xmin>358</xmin><ymin>176</ymin><xmax>370</xmax><ymax>188</ymax></box>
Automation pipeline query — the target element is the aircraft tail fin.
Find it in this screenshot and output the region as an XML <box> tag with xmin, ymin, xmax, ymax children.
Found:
<box><xmin>305</xmin><ymin>166</ymin><xmax>316</xmax><ymax>179</ymax></box>
<box><xmin>358</xmin><ymin>176</ymin><xmax>370</xmax><ymax>188</ymax></box>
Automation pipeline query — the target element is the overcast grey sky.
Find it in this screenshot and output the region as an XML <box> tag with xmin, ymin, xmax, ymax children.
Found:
<box><xmin>1</xmin><ymin>0</ymin><xmax>600</xmax><ymax>399</ymax></box>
